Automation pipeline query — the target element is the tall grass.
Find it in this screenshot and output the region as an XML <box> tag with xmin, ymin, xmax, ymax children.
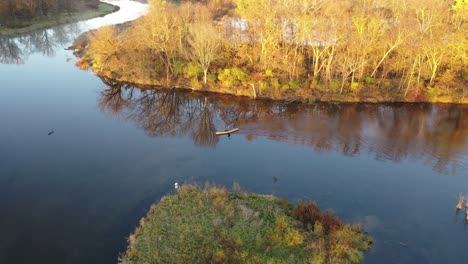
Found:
<box><xmin>119</xmin><ymin>184</ymin><xmax>372</xmax><ymax>264</ymax></box>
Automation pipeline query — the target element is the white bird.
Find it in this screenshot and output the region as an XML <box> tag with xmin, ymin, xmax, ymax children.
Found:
<box><xmin>174</xmin><ymin>182</ymin><xmax>179</xmax><ymax>189</ymax></box>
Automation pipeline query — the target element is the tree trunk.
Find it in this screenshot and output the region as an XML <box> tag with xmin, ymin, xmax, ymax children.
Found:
<box><xmin>340</xmin><ymin>74</ymin><xmax>348</xmax><ymax>94</ymax></box>
<box><xmin>250</xmin><ymin>83</ymin><xmax>256</xmax><ymax>99</ymax></box>
<box><xmin>405</xmin><ymin>58</ymin><xmax>418</xmax><ymax>97</ymax></box>
<box><xmin>203</xmin><ymin>68</ymin><xmax>208</xmax><ymax>84</ymax></box>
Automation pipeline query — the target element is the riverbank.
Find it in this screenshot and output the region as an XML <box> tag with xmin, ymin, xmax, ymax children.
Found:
<box><xmin>72</xmin><ymin>35</ymin><xmax>468</xmax><ymax>104</ymax></box>
<box><xmin>83</xmin><ymin>68</ymin><xmax>468</xmax><ymax>104</ymax></box>
<box><xmin>72</xmin><ymin>33</ymin><xmax>467</xmax><ymax>104</ymax></box>
<box><xmin>72</xmin><ymin>0</ymin><xmax>467</xmax><ymax>104</ymax></box>
<box><xmin>119</xmin><ymin>184</ymin><xmax>372</xmax><ymax>264</ymax></box>
<box><xmin>0</xmin><ymin>1</ymin><xmax>119</xmax><ymax>36</ymax></box>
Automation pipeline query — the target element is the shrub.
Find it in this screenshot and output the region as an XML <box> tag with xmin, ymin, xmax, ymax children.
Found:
<box><xmin>218</xmin><ymin>67</ymin><xmax>249</xmax><ymax>87</ymax></box>
<box><xmin>264</xmin><ymin>69</ymin><xmax>274</xmax><ymax>77</ymax></box>
<box><xmin>292</xmin><ymin>201</ymin><xmax>322</xmax><ymax>230</ymax></box>
<box><xmin>184</xmin><ymin>62</ymin><xmax>203</xmax><ymax>79</ymax></box>
<box><xmin>364</xmin><ymin>77</ymin><xmax>378</xmax><ymax>84</ymax></box>
<box><xmin>282</xmin><ymin>80</ymin><xmax>301</xmax><ymax>90</ymax></box>
<box><xmin>426</xmin><ymin>86</ymin><xmax>439</xmax><ymax>100</ymax></box>
<box><xmin>270</xmin><ymin>78</ymin><xmax>280</xmax><ymax>89</ymax></box>
<box><xmin>330</xmin><ymin>81</ymin><xmax>342</xmax><ymax>93</ymax></box>
<box><xmin>172</xmin><ymin>60</ymin><xmax>186</xmax><ymax>77</ymax></box>
<box><xmin>288</xmin><ymin>80</ymin><xmax>301</xmax><ymax>90</ymax></box>
<box><xmin>207</xmin><ymin>73</ymin><xmax>217</xmax><ymax>83</ymax></box>
<box><xmin>258</xmin><ymin>80</ymin><xmax>269</xmax><ymax>93</ymax></box>
<box><xmin>350</xmin><ymin>82</ymin><xmax>360</xmax><ymax>91</ymax></box>
<box><xmin>292</xmin><ymin>201</ymin><xmax>341</xmax><ymax>233</ymax></box>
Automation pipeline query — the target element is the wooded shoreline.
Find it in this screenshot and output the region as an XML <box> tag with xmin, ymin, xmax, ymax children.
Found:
<box><xmin>79</xmin><ymin>69</ymin><xmax>468</xmax><ymax>104</ymax></box>
<box><xmin>74</xmin><ymin>0</ymin><xmax>467</xmax><ymax>104</ymax></box>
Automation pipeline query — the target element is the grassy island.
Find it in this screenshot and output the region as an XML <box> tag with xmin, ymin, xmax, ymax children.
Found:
<box><xmin>74</xmin><ymin>0</ymin><xmax>467</xmax><ymax>104</ymax></box>
<box><xmin>0</xmin><ymin>0</ymin><xmax>118</xmax><ymax>36</ymax></box>
<box><xmin>119</xmin><ymin>184</ymin><xmax>372</xmax><ymax>264</ymax></box>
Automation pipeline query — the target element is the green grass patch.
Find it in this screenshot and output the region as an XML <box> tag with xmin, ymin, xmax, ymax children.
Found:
<box><xmin>119</xmin><ymin>184</ymin><xmax>372</xmax><ymax>264</ymax></box>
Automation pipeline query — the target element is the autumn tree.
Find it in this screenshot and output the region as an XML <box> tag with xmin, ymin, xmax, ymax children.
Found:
<box><xmin>80</xmin><ymin>0</ymin><xmax>468</xmax><ymax>102</ymax></box>
<box><xmin>86</xmin><ymin>25</ymin><xmax>120</xmax><ymax>73</ymax></box>
<box><xmin>187</xmin><ymin>22</ymin><xmax>222</xmax><ymax>84</ymax></box>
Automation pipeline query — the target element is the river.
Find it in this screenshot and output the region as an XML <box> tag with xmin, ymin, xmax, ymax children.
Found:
<box><xmin>0</xmin><ymin>1</ymin><xmax>467</xmax><ymax>263</ymax></box>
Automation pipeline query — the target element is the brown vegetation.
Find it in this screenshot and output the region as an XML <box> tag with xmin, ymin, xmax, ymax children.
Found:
<box><xmin>293</xmin><ymin>201</ymin><xmax>342</xmax><ymax>234</ymax></box>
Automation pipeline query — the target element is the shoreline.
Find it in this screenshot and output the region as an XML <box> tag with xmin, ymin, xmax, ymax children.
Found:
<box><xmin>88</xmin><ymin>69</ymin><xmax>468</xmax><ymax>105</ymax></box>
<box><xmin>0</xmin><ymin>2</ymin><xmax>119</xmax><ymax>37</ymax></box>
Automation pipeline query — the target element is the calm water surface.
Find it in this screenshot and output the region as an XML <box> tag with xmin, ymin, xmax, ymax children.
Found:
<box><xmin>1</xmin><ymin>2</ymin><xmax>467</xmax><ymax>263</ymax></box>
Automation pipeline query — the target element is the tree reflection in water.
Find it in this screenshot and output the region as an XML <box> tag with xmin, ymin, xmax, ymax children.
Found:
<box><xmin>0</xmin><ymin>23</ymin><xmax>80</xmax><ymax>64</ymax></box>
<box><xmin>192</xmin><ymin>97</ymin><xmax>218</xmax><ymax>147</ymax></box>
<box><xmin>98</xmin><ymin>80</ymin><xmax>221</xmax><ymax>147</ymax></box>
<box><xmin>97</xmin><ymin>78</ymin><xmax>468</xmax><ymax>175</ymax></box>
<box><xmin>0</xmin><ymin>36</ymin><xmax>23</xmax><ymax>64</ymax></box>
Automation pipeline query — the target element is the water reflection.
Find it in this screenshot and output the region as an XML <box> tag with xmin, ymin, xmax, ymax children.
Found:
<box><xmin>0</xmin><ymin>36</ymin><xmax>23</xmax><ymax>64</ymax></box>
<box><xmin>0</xmin><ymin>23</ymin><xmax>80</xmax><ymax>64</ymax></box>
<box><xmin>98</xmin><ymin>78</ymin><xmax>221</xmax><ymax>147</ymax></box>
<box><xmin>97</xmin><ymin>79</ymin><xmax>468</xmax><ymax>175</ymax></box>
<box><xmin>0</xmin><ymin>0</ymin><xmax>147</xmax><ymax>65</ymax></box>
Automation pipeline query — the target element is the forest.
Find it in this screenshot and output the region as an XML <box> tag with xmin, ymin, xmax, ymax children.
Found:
<box><xmin>76</xmin><ymin>0</ymin><xmax>468</xmax><ymax>103</ymax></box>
